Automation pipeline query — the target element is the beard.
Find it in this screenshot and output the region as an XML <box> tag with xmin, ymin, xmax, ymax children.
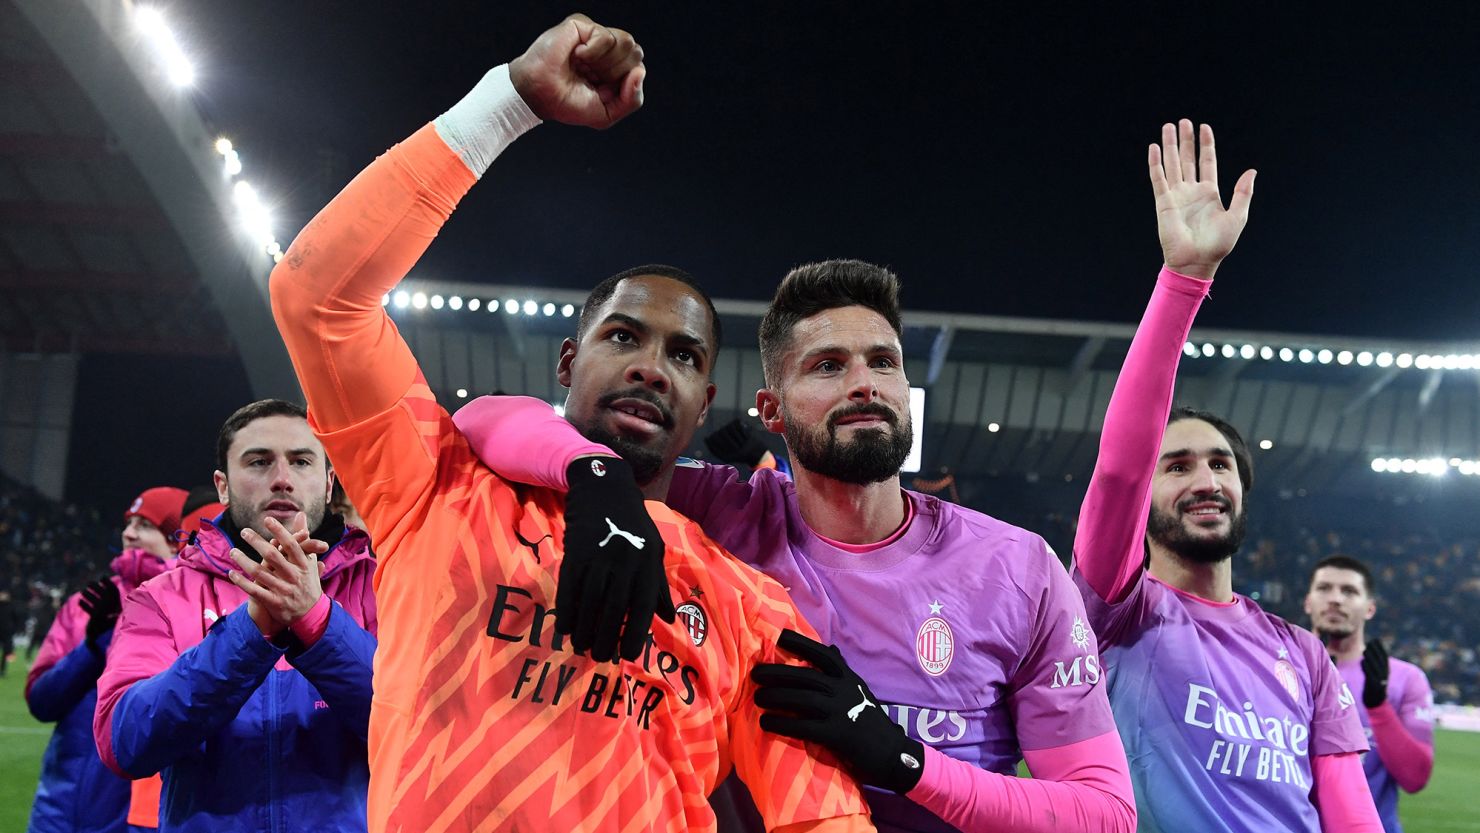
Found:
<box><xmin>1315</xmin><ymin>622</ymin><xmax>1358</xmax><ymax>643</ymax></box>
<box><xmin>784</xmin><ymin>401</ymin><xmax>913</xmax><ymax>485</ymax></box>
<box><xmin>570</xmin><ymin>387</ymin><xmax>673</xmax><ymax>487</ymax></box>
<box><xmin>227</xmin><ymin>488</ymin><xmax>327</xmax><ymax>540</ymax></box>
<box><xmin>1147</xmin><ymin>496</ymin><xmax>1247</xmax><ymax>565</ymax></box>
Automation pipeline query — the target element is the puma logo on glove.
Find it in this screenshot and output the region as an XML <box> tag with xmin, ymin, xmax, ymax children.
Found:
<box><xmin>599</xmin><ymin>517</ymin><xmax>646</xmax><ymax>550</ymax></box>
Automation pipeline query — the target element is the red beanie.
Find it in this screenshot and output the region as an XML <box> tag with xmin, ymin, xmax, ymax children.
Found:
<box><xmin>180</xmin><ymin>501</ymin><xmax>226</xmax><ymax>536</ymax></box>
<box><xmin>125</xmin><ymin>487</ymin><xmax>189</xmax><ymax>545</ymax></box>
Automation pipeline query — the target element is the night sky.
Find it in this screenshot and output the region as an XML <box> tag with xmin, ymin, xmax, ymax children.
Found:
<box><xmin>63</xmin><ymin>1</ymin><xmax>1480</xmax><ymax>509</ymax></box>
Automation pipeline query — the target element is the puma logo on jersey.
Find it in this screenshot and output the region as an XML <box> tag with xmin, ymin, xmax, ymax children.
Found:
<box><xmin>514</xmin><ymin>528</ymin><xmax>552</xmax><ymax>562</ymax></box>
<box><xmin>599</xmin><ymin>518</ymin><xmax>646</xmax><ymax>550</ymax></box>
<box><xmin>847</xmin><ymin>685</ymin><xmax>876</xmax><ymax>722</ymax></box>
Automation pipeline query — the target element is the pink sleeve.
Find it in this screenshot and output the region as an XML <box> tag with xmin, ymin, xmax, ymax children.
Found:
<box><xmin>905</xmin><ymin>731</ymin><xmax>1135</xmax><ymax>832</ymax></box>
<box><xmin>94</xmin><ymin>590</ymin><xmax>178</xmax><ymax>776</ymax></box>
<box><xmin>1074</xmin><ymin>268</ymin><xmax>1209</xmax><ymax>603</ymax></box>
<box><xmin>451</xmin><ymin>395</ymin><xmax>613</xmax><ymax>489</ymax></box>
<box><xmin>1367</xmin><ymin>701</ymin><xmax>1434</xmax><ymax>793</ymax></box>
<box><xmin>1312</xmin><ymin>752</ymin><xmax>1382</xmax><ymax>832</ymax></box>
<box><xmin>290</xmin><ymin>593</ymin><xmax>334</xmax><ymax>646</ymax></box>
<box><xmin>25</xmin><ymin>592</ymin><xmax>87</xmax><ymax>699</ymax></box>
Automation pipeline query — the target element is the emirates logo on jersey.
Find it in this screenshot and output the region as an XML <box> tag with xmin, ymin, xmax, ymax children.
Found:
<box><xmin>916</xmin><ymin>600</ymin><xmax>954</xmax><ymax>676</ymax></box>
<box><xmin>676</xmin><ymin>602</ymin><xmax>708</xmax><ymax>647</ymax></box>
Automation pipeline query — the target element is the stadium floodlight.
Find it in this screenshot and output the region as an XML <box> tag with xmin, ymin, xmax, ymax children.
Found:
<box><xmin>381</xmin><ymin>294</ymin><xmax>390</xmax><ymax>307</ymax></box>
<box><xmin>1240</xmin><ymin>344</ymin><xmax>1256</xmax><ymax>360</ymax></box>
<box><xmin>1221</xmin><ymin>344</ymin><xmax>1237</xmax><ymax>358</ymax></box>
<box><xmin>1462</xmin><ymin>461</ymin><xmax>1479</xmax><ymax>476</ymax></box>
<box><xmin>411</xmin><ymin>292</ymin><xmax>427</xmax><ymax>310</ymax></box>
<box><xmin>1259</xmin><ymin>439</ymin><xmax>1274</xmax><ymax>450</ymax></box>
<box><xmin>214</xmin><ymin>137</ymin><xmax>233</xmax><ymax>155</ymax></box>
<box><xmin>1450</xmin><ymin>458</ymin><xmax>1463</xmax><ymax>467</ymax></box>
<box><xmin>561</xmin><ymin>304</ymin><xmax>575</xmax><ymax>318</ymax></box>
<box><xmin>1371</xmin><ymin>458</ymin><xmax>1387</xmax><ymax>472</ymax></box>
<box><xmin>543</xmin><ymin>302</ymin><xmax>556</xmax><ymax>316</ymax></box>
<box><xmin>747</xmin><ymin>407</ymin><xmax>759</xmax><ymax>417</ymax></box>
<box><xmin>134</xmin><ymin>6</ymin><xmax>196</xmax><ymax>88</ymax></box>
<box><xmin>1201</xmin><ymin>343</ymin><xmax>1215</xmax><ymax>357</ymax></box>
<box><xmin>1395</xmin><ymin>352</ymin><xmax>1412</xmax><ymax>368</ymax></box>
<box><xmin>504</xmin><ymin>300</ymin><xmax>518</xmax><ymax>314</ymax></box>
<box><xmin>1427</xmin><ymin>458</ymin><xmax>1448</xmax><ymax>476</ymax></box>
<box><xmin>1387</xmin><ymin>458</ymin><xmax>1401</xmax><ymax>471</ymax></box>
<box><xmin>223</xmin><ymin>150</ymin><xmax>242</xmax><ymax>177</ymax></box>
<box><xmin>1461</xmin><ymin>355</ymin><xmax>1477</xmax><ymax>371</ymax></box>
<box><xmin>1183</xmin><ymin>342</ymin><xmax>1198</xmax><ymax>357</ymax></box>
<box><xmin>1298</xmin><ymin>349</ymin><xmax>1314</xmax><ymax>363</ymax></box>
<box><xmin>467</xmin><ymin>298</ymin><xmax>480</xmax><ymax>311</ymax></box>
<box><xmin>987</xmin><ymin>422</ymin><xmax>1001</xmax><ymax>433</ymax></box>
<box><xmin>448</xmin><ymin>296</ymin><xmax>463</xmax><ymax>310</ymax></box>
<box><xmin>456</xmin><ymin>388</ymin><xmax>467</xmax><ymax>399</ymax></box>
<box><xmin>430</xmin><ymin>295</ymin><xmax>444</xmax><ymax>310</ymax></box>
<box><xmin>1279</xmin><ymin>347</ymin><xmax>1295</xmax><ymax>362</ymax></box>
<box><xmin>522</xmin><ymin>300</ymin><xmax>538</xmax><ymax>316</ymax></box>
<box><xmin>1336</xmin><ymin>350</ymin><xmax>1353</xmax><ymax>366</ymax></box>
<box><xmin>393</xmin><ymin>291</ymin><xmax>410</xmax><ymax>309</ymax></box>
<box><xmin>1443</xmin><ymin>354</ymin><xmax>1461</xmax><ymax>370</ymax></box>
<box><xmin>1400</xmin><ymin>459</ymin><xmax>1417</xmax><ymax>473</ymax></box>
<box><xmin>1357</xmin><ymin>351</ymin><xmax>1373</xmax><ymax>367</ymax></box>
<box><xmin>1316</xmin><ymin>349</ymin><xmax>1333</xmax><ymax>364</ymax></box>
<box><xmin>1260</xmin><ymin>346</ymin><xmax>1274</xmax><ymax>360</ymax></box>
<box><xmin>1375</xmin><ymin>352</ymin><xmax>1393</xmax><ymax>367</ymax></box>
<box><xmin>1414</xmin><ymin>355</ymin><xmax>1431</xmax><ymax>369</ymax></box>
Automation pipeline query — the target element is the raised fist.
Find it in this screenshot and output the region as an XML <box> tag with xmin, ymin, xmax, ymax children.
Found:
<box><xmin>509</xmin><ymin>14</ymin><xmax>645</xmax><ymax>130</ymax></box>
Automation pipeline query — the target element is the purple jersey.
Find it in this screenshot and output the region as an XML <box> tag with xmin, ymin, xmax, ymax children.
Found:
<box><xmin>1339</xmin><ymin>657</ymin><xmax>1435</xmax><ymax>833</ymax></box>
<box><xmin>1075</xmin><ymin>570</ymin><xmax>1368</xmax><ymax>832</ymax></box>
<box><xmin>671</xmin><ymin>460</ymin><xmax>1117</xmax><ymax>833</ymax></box>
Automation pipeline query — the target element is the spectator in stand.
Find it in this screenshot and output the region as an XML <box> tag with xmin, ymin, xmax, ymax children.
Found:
<box><xmin>26</xmin><ymin>487</ymin><xmax>186</xmax><ymax>833</ymax></box>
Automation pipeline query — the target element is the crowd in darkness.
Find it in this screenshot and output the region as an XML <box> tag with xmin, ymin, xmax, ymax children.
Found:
<box><xmin>3</xmin><ymin>464</ymin><xmax>1478</xmax><ymax>704</ymax></box>
<box><xmin>0</xmin><ymin>473</ymin><xmax>119</xmax><ymax>669</ymax></box>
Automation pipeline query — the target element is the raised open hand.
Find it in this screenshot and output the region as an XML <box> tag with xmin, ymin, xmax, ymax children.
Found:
<box><xmin>509</xmin><ymin>13</ymin><xmax>645</xmax><ymax>130</ymax></box>
<box><xmin>1150</xmin><ymin>120</ymin><xmax>1256</xmax><ymax>279</ymax></box>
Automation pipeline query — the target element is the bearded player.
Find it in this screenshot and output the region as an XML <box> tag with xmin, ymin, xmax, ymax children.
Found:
<box><xmin>1070</xmin><ymin>119</ymin><xmax>1382</xmax><ymax>830</ymax></box>
<box><xmin>269</xmin><ymin>13</ymin><xmax>873</xmax><ymax>833</ymax></box>
<box><xmin>1306</xmin><ymin>556</ymin><xmax>1434</xmax><ymax>832</ymax></box>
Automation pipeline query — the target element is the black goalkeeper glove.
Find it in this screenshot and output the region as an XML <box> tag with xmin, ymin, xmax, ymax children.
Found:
<box><xmin>1361</xmin><ymin>638</ymin><xmax>1390</xmax><ymax>709</ymax></box>
<box><xmin>79</xmin><ymin>577</ymin><xmax>122</xmax><ymax>649</ymax></box>
<box><xmin>556</xmin><ymin>456</ymin><xmax>676</xmax><ymax>663</ymax></box>
<box><xmin>753</xmin><ymin>629</ymin><xmax>925</xmax><ymax>794</ymax></box>
<box><xmin>704</xmin><ymin>418</ymin><xmax>771</xmax><ymax>468</ymax></box>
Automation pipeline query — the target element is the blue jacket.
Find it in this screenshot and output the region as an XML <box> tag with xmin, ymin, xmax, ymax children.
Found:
<box><xmin>94</xmin><ymin>518</ymin><xmax>377</xmax><ymax>833</ymax></box>
<box><xmin>25</xmin><ymin>605</ymin><xmax>129</xmax><ymax>833</ymax></box>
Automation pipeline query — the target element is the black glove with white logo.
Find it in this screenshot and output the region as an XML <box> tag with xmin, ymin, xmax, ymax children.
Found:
<box><xmin>557</xmin><ymin>455</ymin><xmax>675</xmax><ymax>663</ymax></box>
<box><xmin>1361</xmin><ymin>638</ymin><xmax>1390</xmax><ymax>709</ymax></box>
<box><xmin>752</xmin><ymin>629</ymin><xmax>926</xmax><ymax>794</ymax></box>
<box><xmin>79</xmin><ymin>577</ymin><xmax>122</xmax><ymax>651</ymax></box>
<box><xmin>705</xmin><ymin>418</ymin><xmax>771</xmax><ymax>468</ymax></box>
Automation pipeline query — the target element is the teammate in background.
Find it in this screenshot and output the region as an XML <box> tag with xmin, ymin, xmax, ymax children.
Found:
<box><xmin>1070</xmin><ymin>120</ymin><xmax>1380</xmax><ymax>830</ymax></box>
<box><xmin>269</xmin><ymin>14</ymin><xmax>873</xmax><ymax>832</ymax></box>
<box><xmin>329</xmin><ymin>480</ymin><xmax>365</xmax><ymax>530</ymax></box>
<box><xmin>26</xmin><ymin>486</ymin><xmax>185</xmax><ymax>833</ymax></box>
<box><xmin>177</xmin><ymin>486</ymin><xmax>225</xmax><ymax>544</ymax></box>
<box><xmin>93</xmin><ymin>401</ymin><xmax>377</xmax><ymax>833</ymax></box>
<box><xmin>705</xmin><ymin>417</ymin><xmax>791</xmax><ymax>478</ymax></box>
<box><xmin>1306</xmin><ymin>556</ymin><xmax>1435</xmax><ymax>832</ymax></box>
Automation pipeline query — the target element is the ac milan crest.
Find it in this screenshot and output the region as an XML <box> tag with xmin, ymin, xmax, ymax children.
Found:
<box><xmin>676</xmin><ymin>602</ymin><xmax>708</xmax><ymax>647</ymax></box>
<box><xmin>589</xmin><ymin>459</ymin><xmax>607</xmax><ymax>477</ymax></box>
<box><xmin>1273</xmin><ymin>659</ymin><xmax>1300</xmax><ymax>700</ymax></box>
<box><xmin>916</xmin><ymin>614</ymin><xmax>954</xmax><ymax>677</ymax></box>
<box><xmin>129</xmin><ymin>496</ymin><xmax>143</xmax><ymax>513</ymax></box>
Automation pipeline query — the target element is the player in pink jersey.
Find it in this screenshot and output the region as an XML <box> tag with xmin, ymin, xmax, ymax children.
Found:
<box><xmin>1306</xmin><ymin>555</ymin><xmax>1435</xmax><ymax>832</ymax></box>
<box><xmin>1071</xmin><ymin>119</ymin><xmax>1381</xmax><ymax>831</ymax></box>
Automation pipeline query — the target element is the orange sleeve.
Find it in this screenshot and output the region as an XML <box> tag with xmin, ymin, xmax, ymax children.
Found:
<box><xmin>267</xmin><ymin>124</ymin><xmax>478</xmax><ymax>560</ymax></box>
<box><xmin>728</xmin><ymin>579</ymin><xmax>873</xmax><ymax>832</ymax></box>
<box><xmin>268</xmin><ymin>122</ymin><xmax>475</xmax><ymax>434</ymax></box>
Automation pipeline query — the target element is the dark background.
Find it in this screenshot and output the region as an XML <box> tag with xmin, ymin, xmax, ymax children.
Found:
<box><xmin>66</xmin><ymin>1</ymin><xmax>1480</xmax><ymax>510</ymax></box>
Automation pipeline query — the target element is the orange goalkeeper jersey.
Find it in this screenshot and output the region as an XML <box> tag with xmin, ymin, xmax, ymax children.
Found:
<box><xmin>271</xmin><ymin>119</ymin><xmax>872</xmax><ymax>833</ymax></box>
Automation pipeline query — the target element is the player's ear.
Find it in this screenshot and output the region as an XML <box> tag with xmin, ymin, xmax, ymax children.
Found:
<box><xmin>213</xmin><ymin>469</ymin><xmax>229</xmax><ymax>505</ymax></box>
<box><xmin>756</xmin><ymin>388</ymin><xmax>783</xmax><ymax>435</ymax></box>
<box><xmin>556</xmin><ymin>338</ymin><xmax>578</xmax><ymax>388</ymax></box>
<box><xmin>694</xmin><ymin>382</ymin><xmax>715</xmax><ymax>428</ymax></box>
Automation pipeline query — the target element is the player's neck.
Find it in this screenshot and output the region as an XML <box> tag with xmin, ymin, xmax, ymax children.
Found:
<box><xmin>1146</xmin><ymin>543</ymin><xmax>1235</xmax><ymax>603</ymax></box>
<box><xmin>792</xmin><ymin>467</ymin><xmax>908</xmax><ymax>545</ymax></box>
<box><xmin>1321</xmin><ymin>628</ymin><xmax>1366</xmax><ymax>664</ymax></box>
<box><xmin>642</xmin><ymin>466</ymin><xmax>675</xmax><ymax>503</ymax></box>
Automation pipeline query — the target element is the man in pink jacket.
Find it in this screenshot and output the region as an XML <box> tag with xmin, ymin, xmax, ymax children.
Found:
<box><xmin>93</xmin><ymin>399</ymin><xmax>377</xmax><ymax>833</ymax></box>
<box><xmin>27</xmin><ymin>486</ymin><xmax>186</xmax><ymax>833</ymax></box>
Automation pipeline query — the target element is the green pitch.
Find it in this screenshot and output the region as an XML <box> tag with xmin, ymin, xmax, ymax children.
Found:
<box><xmin>2</xmin><ymin>653</ymin><xmax>1478</xmax><ymax>830</ymax></box>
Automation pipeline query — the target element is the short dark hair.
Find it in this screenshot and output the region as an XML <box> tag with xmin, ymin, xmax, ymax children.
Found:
<box><xmin>1313</xmin><ymin>555</ymin><xmax>1375</xmax><ymax>596</ymax></box>
<box><xmin>576</xmin><ymin>264</ymin><xmax>721</xmax><ymax>358</ymax></box>
<box><xmin>216</xmin><ymin>399</ymin><xmax>310</xmax><ymax>472</ymax></box>
<box><xmin>1167</xmin><ymin>406</ymin><xmax>1254</xmax><ymax>495</ymax></box>
<box><xmin>758</xmin><ymin>259</ymin><xmax>903</xmax><ymax>386</ymax></box>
